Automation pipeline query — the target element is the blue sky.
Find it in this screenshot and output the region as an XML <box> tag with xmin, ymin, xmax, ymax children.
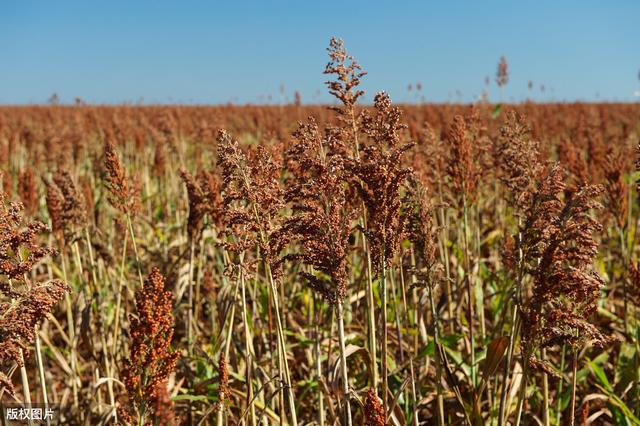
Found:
<box><xmin>1</xmin><ymin>1</ymin><xmax>639</xmax><ymax>104</ymax></box>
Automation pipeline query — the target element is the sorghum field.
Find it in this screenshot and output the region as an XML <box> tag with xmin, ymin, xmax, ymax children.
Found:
<box><xmin>2</xmin><ymin>39</ymin><xmax>640</xmax><ymax>425</ymax></box>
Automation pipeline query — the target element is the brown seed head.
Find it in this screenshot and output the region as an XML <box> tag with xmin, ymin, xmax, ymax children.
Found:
<box><xmin>496</xmin><ymin>56</ymin><xmax>509</xmax><ymax>87</ymax></box>
<box><xmin>353</xmin><ymin>92</ymin><xmax>414</xmax><ymax>273</ymax></box>
<box><xmin>120</xmin><ymin>267</ymin><xmax>179</xmax><ymax>423</ymax></box>
<box><xmin>363</xmin><ymin>388</ymin><xmax>385</xmax><ymax>426</ymax></box>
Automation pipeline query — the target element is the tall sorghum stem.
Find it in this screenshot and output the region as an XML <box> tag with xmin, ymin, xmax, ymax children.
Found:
<box><xmin>498</xmin><ymin>305</ymin><xmax>517</xmax><ymax>426</ymax></box>
<box><xmin>381</xmin><ymin>260</ymin><xmax>389</xmax><ymax>416</ymax></box>
<box><xmin>216</xmin><ymin>276</ymin><xmax>238</xmax><ymax>426</ymax></box>
<box><xmin>60</xmin><ymin>253</ymin><xmax>79</xmax><ymax>411</ymax></box>
<box><xmin>111</xmin><ymin>227</ymin><xmax>130</xmax><ymax>357</ymax></box>
<box><xmin>514</xmin><ymin>354</ymin><xmax>528</xmax><ymax>426</ymax></box>
<box><xmin>462</xmin><ymin>194</ymin><xmax>475</xmax><ymax>386</ymax></box>
<box><xmin>336</xmin><ymin>301</ymin><xmax>352</xmax><ymax>426</ymax></box>
<box><xmin>125</xmin><ymin>213</ymin><xmax>144</xmax><ymax>288</ymax></box>
<box><xmin>313</xmin><ymin>292</ymin><xmax>325</xmax><ymax>426</ymax></box>
<box><xmin>34</xmin><ymin>334</ymin><xmax>50</xmax><ymax>426</ymax></box>
<box><xmin>499</xmin><ymin>221</ymin><xmax>524</xmax><ymax>426</ymax></box>
<box><xmin>187</xmin><ymin>240</ymin><xmax>195</xmax><ymax>355</ymax></box>
<box><xmin>265</xmin><ymin>263</ymin><xmax>298</xmax><ymax>426</ymax></box>
<box><xmin>556</xmin><ymin>344</ymin><xmax>567</xmax><ymax>426</ymax></box>
<box><xmin>437</xmin><ymin>181</ymin><xmax>454</xmax><ymax>331</ymax></box>
<box><xmin>239</xmin><ymin>264</ymin><xmax>257</xmax><ymax>426</ymax></box>
<box><xmin>427</xmin><ymin>275</ymin><xmax>445</xmax><ymax>426</ymax></box>
<box><xmin>617</xmin><ymin>226</ymin><xmax>629</xmax><ymax>332</ymax></box>
<box><xmin>19</xmin><ymin>350</ymin><xmax>34</xmax><ymax>426</ymax></box>
<box><xmin>569</xmin><ymin>350</ymin><xmax>578</xmax><ymax>426</ymax></box>
<box><xmin>541</xmin><ymin>348</ymin><xmax>550</xmax><ymax>426</ymax></box>
<box><xmin>364</xmin><ymin>232</ymin><xmax>378</xmax><ymax>390</ymax></box>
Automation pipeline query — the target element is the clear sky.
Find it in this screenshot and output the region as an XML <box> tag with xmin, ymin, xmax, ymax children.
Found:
<box><xmin>1</xmin><ymin>1</ymin><xmax>639</xmax><ymax>104</ymax></box>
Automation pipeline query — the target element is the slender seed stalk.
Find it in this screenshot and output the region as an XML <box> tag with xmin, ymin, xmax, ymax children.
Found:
<box><xmin>364</xmin><ymin>232</ymin><xmax>378</xmax><ymax>390</ymax></box>
<box><xmin>313</xmin><ymin>292</ymin><xmax>325</xmax><ymax>426</ymax></box>
<box><xmin>381</xmin><ymin>260</ymin><xmax>389</xmax><ymax>416</ymax></box>
<box><xmin>111</xmin><ymin>225</ymin><xmax>130</xmax><ymax>357</ymax></box>
<box><xmin>462</xmin><ymin>194</ymin><xmax>476</xmax><ymax>387</ymax></box>
<box><xmin>427</xmin><ymin>276</ymin><xmax>446</xmax><ymax>426</ymax></box>
<box><xmin>336</xmin><ymin>301</ymin><xmax>352</xmax><ymax>426</ymax></box>
<box><xmin>514</xmin><ymin>355</ymin><xmax>528</xmax><ymax>426</ymax></box>
<box><xmin>19</xmin><ymin>350</ymin><xmax>34</xmax><ymax>426</ymax></box>
<box><xmin>187</xmin><ymin>240</ymin><xmax>195</xmax><ymax>355</ymax></box>
<box><xmin>541</xmin><ymin>348</ymin><xmax>550</xmax><ymax>426</ymax></box>
<box><xmin>34</xmin><ymin>334</ymin><xmax>51</xmax><ymax>426</ymax></box>
<box><xmin>265</xmin><ymin>263</ymin><xmax>298</xmax><ymax>426</ymax></box>
<box><xmin>498</xmin><ymin>305</ymin><xmax>518</xmax><ymax>426</ymax></box>
<box><xmin>240</xmin><ymin>263</ymin><xmax>257</xmax><ymax>426</ymax></box>
<box><xmin>125</xmin><ymin>212</ymin><xmax>144</xmax><ymax>288</ymax></box>
<box><xmin>556</xmin><ymin>344</ymin><xmax>567</xmax><ymax>426</ymax></box>
<box><xmin>60</xmin><ymin>253</ymin><xmax>79</xmax><ymax>410</ymax></box>
<box><xmin>569</xmin><ymin>350</ymin><xmax>578</xmax><ymax>426</ymax></box>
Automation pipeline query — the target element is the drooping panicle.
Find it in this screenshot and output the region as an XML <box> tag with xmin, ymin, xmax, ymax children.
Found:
<box><xmin>324</xmin><ymin>37</ymin><xmax>367</xmax><ymax>119</ymax></box>
<box><xmin>520</xmin><ymin>165</ymin><xmax>613</xmax><ymax>369</ymax></box>
<box><xmin>103</xmin><ymin>138</ymin><xmax>141</xmax><ymax>216</ymax></box>
<box><xmin>363</xmin><ymin>388</ymin><xmax>385</xmax><ymax>426</ymax></box>
<box><xmin>1</xmin><ymin>192</ymin><xmax>56</xmax><ymax>281</ymax></box>
<box><xmin>495</xmin><ymin>112</ymin><xmax>542</xmax><ymax>213</ymax></box>
<box><xmin>602</xmin><ymin>145</ymin><xmax>629</xmax><ymax>229</ymax></box>
<box><xmin>278</xmin><ymin>117</ymin><xmax>356</xmax><ymax>304</ymax></box>
<box><xmin>45</xmin><ymin>170</ymin><xmax>87</xmax><ymax>243</ymax></box>
<box><xmin>445</xmin><ymin>114</ymin><xmax>481</xmax><ymax>206</ymax></box>
<box><xmin>402</xmin><ymin>174</ymin><xmax>440</xmax><ymax>285</ymax></box>
<box><xmin>351</xmin><ymin>92</ymin><xmax>414</xmax><ymax>273</ymax></box>
<box><xmin>496</xmin><ymin>56</ymin><xmax>509</xmax><ymax>87</ymax></box>
<box><xmin>217</xmin><ymin>129</ymin><xmax>286</xmax><ymax>275</ymax></box>
<box><xmin>179</xmin><ymin>169</ymin><xmax>223</xmax><ymax>242</ymax></box>
<box><xmin>0</xmin><ymin>188</ymin><xmax>69</xmax><ymax>396</ymax></box>
<box><xmin>18</xmin><ymin>168</ymin><xmax>37</xmax><ymax>215</ymax></box>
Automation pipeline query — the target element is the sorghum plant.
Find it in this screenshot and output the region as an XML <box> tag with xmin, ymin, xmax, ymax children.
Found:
<box><xmin>280</xmin><ymin>116</ymin><xmax>357</xmax><ymax>423</ymax></box>
<box><xmin>119</xmin><ymin>267</ymin><xmax>179</xmax><ymax>425</ymax></box>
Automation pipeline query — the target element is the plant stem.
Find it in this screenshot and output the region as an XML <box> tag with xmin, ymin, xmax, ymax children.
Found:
<box><xmin>265</xmin><ymin>264</ymin><xmax>298</xmax><ymax>426</ymax></box>
<box><xmin>19</xmin><ymin>350</ymin><xmax>34</xmax><ymax>426</ymax></box>
<box><xmin>556</xmin><ymin>344</ymin><xmax>566</xmax><ymax>426</ymax></box>
<box><xmin>498</xmin><ymin>305</ymin><xmax>517</xmax><ymax>426</ymax></box>
<box><xmin>362</xmin><ymin>223</ymin><xmax>378</xmax><ymax>391</ymax></box>
<box><xmin>313</xmin><ymin>293</ymin><xmax>325</xmax><ymax>426</ymax></box>
<box><xmin>240</xmin><ymin>264</ymin><xmax>257</xmax><ymax>426</ymax></box>
<box><xmin>541</xmin><ymin>348</ymin><xmax>550</xmax><ymax>426</ymax></box>
<box><xmin>111</xmin><ymin>225</ymin><xmax>130</xmax><ymax>357</ymax></box>
<box><xmin>60</xmin><ymin>252</ymin><xmax>79</xmax><ymax>411</ymax></box>
<box><xmin>569</xmin><ymin>350</ymin><xmax>578</xmax><ymax>426</ymax></box>
<box><xmin>427</xmin><ymin>275</ymin><xmax>445</xmax><ymax>426</ymax></box>
<box><xmin>125</xmin><ymin>213</ymin><xmax>144</xmax><ymax>288</ymax></box>
<box><xmin>514</xmin><ymin>355</ymin><xmax>528</xmax><ymax>426</ymax></box>
<box><xmin>381</xmin><ymin>261</ymin><xmax>389</xmax><ymax>417</ymax></box>
<box><xmin>462</xmin><ymin>195</ymin><xmax>476</xmax><ymax>387</ymax></box>
<box><xmin>34</xmin><ymin>334</ymin><xmax>51</xmax><ymax>426</ymax></box>
<box><xmin>187</xmin><ymin>240</ymin><xmax>195</xmax><ymax>355</ymax></box>
<box><xmin>336</xmin><ymin>300</ymin><xmax>352</xmax><ymax>426</ymax></box>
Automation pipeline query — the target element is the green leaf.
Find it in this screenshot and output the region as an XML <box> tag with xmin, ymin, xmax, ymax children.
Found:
<box><xmin>440</xmin><ymin>333</ymin><xmax>463</xmax><ymax>348</ymax></box>
<box><xmin>491</xmin><ymin>103</ymin><xmax>502</xmax><ymax>119</ymax></box>
<box><xmin>586</xmin><ymin>356</ymin><xmax>611</xmax><ymax>391</ymax></box>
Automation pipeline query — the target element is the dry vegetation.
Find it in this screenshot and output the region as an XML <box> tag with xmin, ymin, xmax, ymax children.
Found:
<box><xmin>1</xmin><ymin>39</ymin><xmax>640</xmax><ymax>425</ymax></box>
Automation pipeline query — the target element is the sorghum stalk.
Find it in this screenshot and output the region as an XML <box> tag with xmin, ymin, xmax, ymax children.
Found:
<box><xmin>336</xmin><ymin>300</ymin><xmax>352</xmax><ymax>425</ymax></box>
<box><xmin>462</xmin><ymin>193</ymin><xmax>476</xmax><ymax>387</ymax></box>
<box><xmin>381</xmin><ymin>258</ymin><xmax>389</xmax><ymax>415</ymax></box>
